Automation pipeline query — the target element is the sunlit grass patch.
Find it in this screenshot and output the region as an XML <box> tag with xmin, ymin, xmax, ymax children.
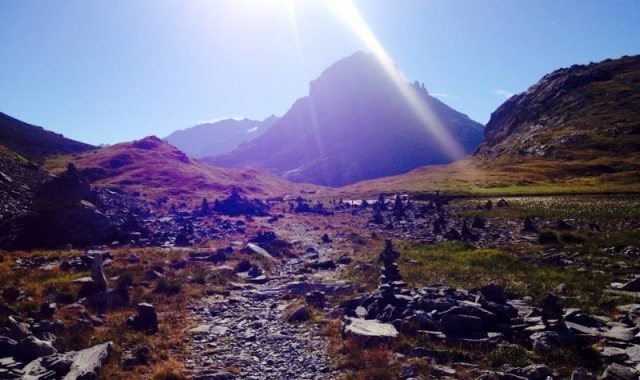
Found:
<box><xmin>460</xmin><ymin>195</ymin><xmax>640</xmax><ymax>221</ymax></box>
<box><xmin>397</xmin><ymin>241</ymin><xmax>612</xmax><ymax>312</ymax></box>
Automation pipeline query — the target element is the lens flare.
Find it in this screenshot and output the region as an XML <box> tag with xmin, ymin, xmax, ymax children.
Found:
<box><xmin>325</xmin><ymin>0</ymin><xmax>466</xmax><ymax>160</ymax></box>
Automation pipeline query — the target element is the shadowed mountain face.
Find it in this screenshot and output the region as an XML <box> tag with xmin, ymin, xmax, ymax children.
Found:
<box><xmin>165</xmin><ymin>116</ymin><xmax>279</xmax><ymax>158</ymax></box>
<box><xmin>0</xmin><ymin>111</ymin><xmax>93</xmax><ymax>221</ymax></box>
<box><xmin>205</xmin><ymin>52</ymin><xmax>484</xmax><ymax>187</ymax></box>
<box><xmin>0</xmin><ymin>112</ymin><xmax>94</xmax><ymax>163</ymax></box>
<box><xmin>475</xmin><ymin>54</ymin><xmax>640</xmax><ymax>161</ymax></box>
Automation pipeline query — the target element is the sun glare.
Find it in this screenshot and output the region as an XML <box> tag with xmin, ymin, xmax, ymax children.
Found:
<box><xmin>325</xmin><ymin>0</ymin><xmax>466</xmax><ymax>160</ymax></box>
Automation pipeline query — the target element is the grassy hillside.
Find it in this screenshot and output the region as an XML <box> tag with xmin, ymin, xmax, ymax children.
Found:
<box><xmin>44</xmin><ymin>136</ymin><xmax>321</xmax><ymax>206</ymax></box>
<box><xmin>338</xmin><ymin>157</ymin><xmax>640</xmax><ymax>197</ymax></box>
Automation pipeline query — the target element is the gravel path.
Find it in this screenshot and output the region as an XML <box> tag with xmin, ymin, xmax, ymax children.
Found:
<box><xmin>186</xmin><ymin>223</ymin><xmax>340</xmax><ymax>379</ymax></box>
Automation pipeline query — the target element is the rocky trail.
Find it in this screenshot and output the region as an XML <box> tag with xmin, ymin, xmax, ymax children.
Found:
<box><xmin>185</xmin><ymin>223</ymin><xmax>343</xmax><ymax>380</ymax></box>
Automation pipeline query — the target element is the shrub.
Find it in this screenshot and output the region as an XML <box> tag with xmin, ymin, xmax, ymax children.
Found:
<box><xmin>154</xmin><ymin>278</ymin><xmax>183</xmax><ymax>294</ymax></box>
<box><xmin>538</xmin><ymin>230</ymin><xmax>559</xmax><ymax>245</ymax></box>
<box><xmin>488</xmin><ymin>344</ymin><xmax>529</xmax><ymax>368</ymax></box>
<box><xmin>559</xmin><ymin>231</ymin><xmax>586</xmax><ymax>244</ymax></box>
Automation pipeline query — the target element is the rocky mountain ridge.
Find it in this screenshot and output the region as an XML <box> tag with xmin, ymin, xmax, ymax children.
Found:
<box><xmin>475</xmin><ymin>54</ymin><xmax>640</xmax><ymax>161</ymax></box>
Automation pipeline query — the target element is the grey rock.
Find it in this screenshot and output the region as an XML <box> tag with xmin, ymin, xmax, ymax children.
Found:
<box><xmin>343</xmin><ymin>318</ymin><xmax>399</xmax><ymax>339</ymax></box>
<box><xmin>90</xmin><ymin>253</ymin><xmax>108</xmax><ymax>293</ymax></box>
<box><xmin>287</xmin><ymin>305</ymin><xmax>311</xmax><ymax>323</ymax></box>
<box><xmin>600</xmin><ymin>363</ymin><xmax>637</xmax><ymax>380</ymax></box>
<box><xmin>441</xmin><ymin>313</ymin><xmax>486</xmax><ymax>338</ymax></box>
<box><xmin>530</xmin><ymin>331</ymin><xmax>561</xmax><ymax>352</ymax></box>
<box><xmin>620</xmin><ymin>277</ymin><xmax>640</xmax><ymax>292</ymax></box>
<box><xmin>127</xmin><ymin>303</ymin><xmax>158</xmax><ymax>332</ymax></box>
<box><xmin>64</xmin><ymin>341</ymin><xmax>113</xmax><ymax>380</ymax></box>
<box><xmin>16</xmin><ymin>336</ymin><xmax>57</xmax><ymax>362</ymax></box>
<box><xmin>0</xmin><ymin>336</ymin><xmax>18</xmax><ymax>358</ymax></box>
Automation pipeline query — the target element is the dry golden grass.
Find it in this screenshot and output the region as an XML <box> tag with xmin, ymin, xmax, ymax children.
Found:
<box><xmin>0</xmin><ymin>246</ymin><xmax>247</xmax><ymax>379</ymax></box>
<box><xmin>338</xmin><ymin>157</ymin><xmax>640</xmax><ymax>198</ymax></box>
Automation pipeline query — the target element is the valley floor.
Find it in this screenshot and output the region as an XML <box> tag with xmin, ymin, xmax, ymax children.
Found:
<box><xmin>1</xmin><ymin>194</ymin><xmax>640</xmax><ymax>379</ymax></box>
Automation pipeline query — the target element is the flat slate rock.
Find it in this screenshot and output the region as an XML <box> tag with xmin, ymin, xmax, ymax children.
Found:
<box><xmin>64</xmin><ymin>341</ymin><xmax>113</xmax><ymax>380</ymax></box>
<box><xmin>343</xmin><ymin>318</ymin><xmax>399</xmax><ymax>338</ymax></box>
<box><xmin>246</xmin><ymin>243</ymin><xmax>275</xmax><ymax>262</ymax></box>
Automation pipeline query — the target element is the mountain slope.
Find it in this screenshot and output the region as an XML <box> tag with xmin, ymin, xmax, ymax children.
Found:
<box><xmin>340</xmin><ymin>54</ymin><xmax>640</xmax><ymax>197</ymax></box>
<box><xmin>166</xmin><ymin>116</ymin><xmax>279</xmax><ymax>158</ymax></box>
<box><xmin>475</xmin><ymin>54</ymin><xmax>640</xmax><ymax>160</ymax></box>
<box><xmin>206</xmin><ymin>52</ymin><xmax>484</xmax><ymax>187</ymax></box>
<box><xmin>0</xmin><ymin>111</ymin><xmax>94</xmax><ymax>163</ymax></box>
<box><xmin>0</xmin><ymin>143</ymin><xmax>52</xmax><ymax>221</ymax></box>
<box><xmin>44</xmin><ymin>136</ymin><xmax>320</xmax><ymax>206</ymax></box>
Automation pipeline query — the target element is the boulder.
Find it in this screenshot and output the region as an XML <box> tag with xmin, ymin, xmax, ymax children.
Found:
<box><xmin>530</xmin><ymin>331</ymin><xmax>561</xmax><ymax>352</ymax></box>
<box><xmin>514</xmin><ymin>365</ymin><xmax>552</xmax><ymax>380</ymax></box>
<box><xmin>440</xmin><ymin>313</ymin><xmax>486</xmax><ymax>338</ymax></box>
<box><xmin>480</xmin><ymin>284</ymin><xmax>508</xmax><ymax>304</ymax></box>
<box><xmin>127</xmin><ymin>303</ymin><xmax>158</xmax><ymax>333</ymax></box>
<box><xmin>620</xmin><ymin>277</ymin><xmax>640</xmax><ymax>292</ymax></box>
<box><xmin>0</xmin><ymin>336</ymin><xmax>17</xmax><ymax>357</ymax></box>
<box><xmin>305</xmin><ymin>291</ymin><xmax>326</xmax><ymax>309</ymax></box>
<box><xmin>64</xmin><ymin>341</ymin><xmax>113</xmax><ymax>380</ymax></box>
<box><xmin>307</xmin><ymin>259</ymin><xmax>336</xmax><ymax>270</ymax></box>
<box><xmin>16</xmin><ymin>336</ymin><xmax>57</xmax><ymax>361</ymax></box>
<box><xmin>600</xmin><ymin>363</ymin><xmax>637</xmax><ymax>380</ymax></box>
<box><xmin>287</xmin><ymin>305</ymin><xmax>311</xmax><ymax>323</ymax></box>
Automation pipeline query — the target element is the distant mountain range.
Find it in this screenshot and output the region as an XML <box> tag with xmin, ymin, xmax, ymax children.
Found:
<box><xmin>206</xmin><ymin>52</ymin><xmax>484</xmax><ymax>187</ymax></box>
<box><xmin>165</xmin><ymin>116</ymin><xmax>279</xmax><ymax>159</ymax></box>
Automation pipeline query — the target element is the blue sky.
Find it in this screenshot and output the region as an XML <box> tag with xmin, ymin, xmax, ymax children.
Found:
<box><xmin>1</xmin><ymin>0</ymin><xmax>639</xmax><ymax>145</ymax></box>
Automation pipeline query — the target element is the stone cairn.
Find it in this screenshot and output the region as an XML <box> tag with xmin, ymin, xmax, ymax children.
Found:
<box><xmin>379</xmin><ymin>239</ymin><xmax>401</xmax><ymax>285</ymax></box>
<box><xmin>373</xmin><ymin>240</ymin><xmax>408</xmax><ymax>321</ymax></box>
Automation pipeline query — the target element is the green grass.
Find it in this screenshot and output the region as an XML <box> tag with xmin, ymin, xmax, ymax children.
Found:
<box><xmin>460</xmin><ymin>195</ymin><xmax>640</xmax><ymax>220</ymax></box>
<box><xmin>397</xmin><ymin>241</ymin><xmax>613</xmax><ymax>312</ymax></box>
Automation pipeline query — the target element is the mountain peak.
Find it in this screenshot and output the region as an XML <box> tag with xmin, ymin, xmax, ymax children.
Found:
<box><xmin>206</xmin><ymin>52</ymin><xmax>484</xmax><ymax>187</ymax></box>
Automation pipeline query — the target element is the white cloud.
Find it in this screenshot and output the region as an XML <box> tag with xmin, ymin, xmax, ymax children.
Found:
<box><xmin>492</xmin><ymin>89</ymin><xmax>515</xmax><ymax>99</ymax></box>
<box><xmin>246</xmin><ymin>126</ymin><xmax>259</xmax><ymax>133</ymax></box>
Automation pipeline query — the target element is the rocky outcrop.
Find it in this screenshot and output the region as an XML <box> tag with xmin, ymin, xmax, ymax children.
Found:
<box><xmin>9</xmin><ymin>165</ymin><xmax>118</xmax><ymax>249</ymax></box>
<box><xmin>476</xmin><ymin>54</ymin><xmax>640</xmax><ymax>162</ymax></box>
